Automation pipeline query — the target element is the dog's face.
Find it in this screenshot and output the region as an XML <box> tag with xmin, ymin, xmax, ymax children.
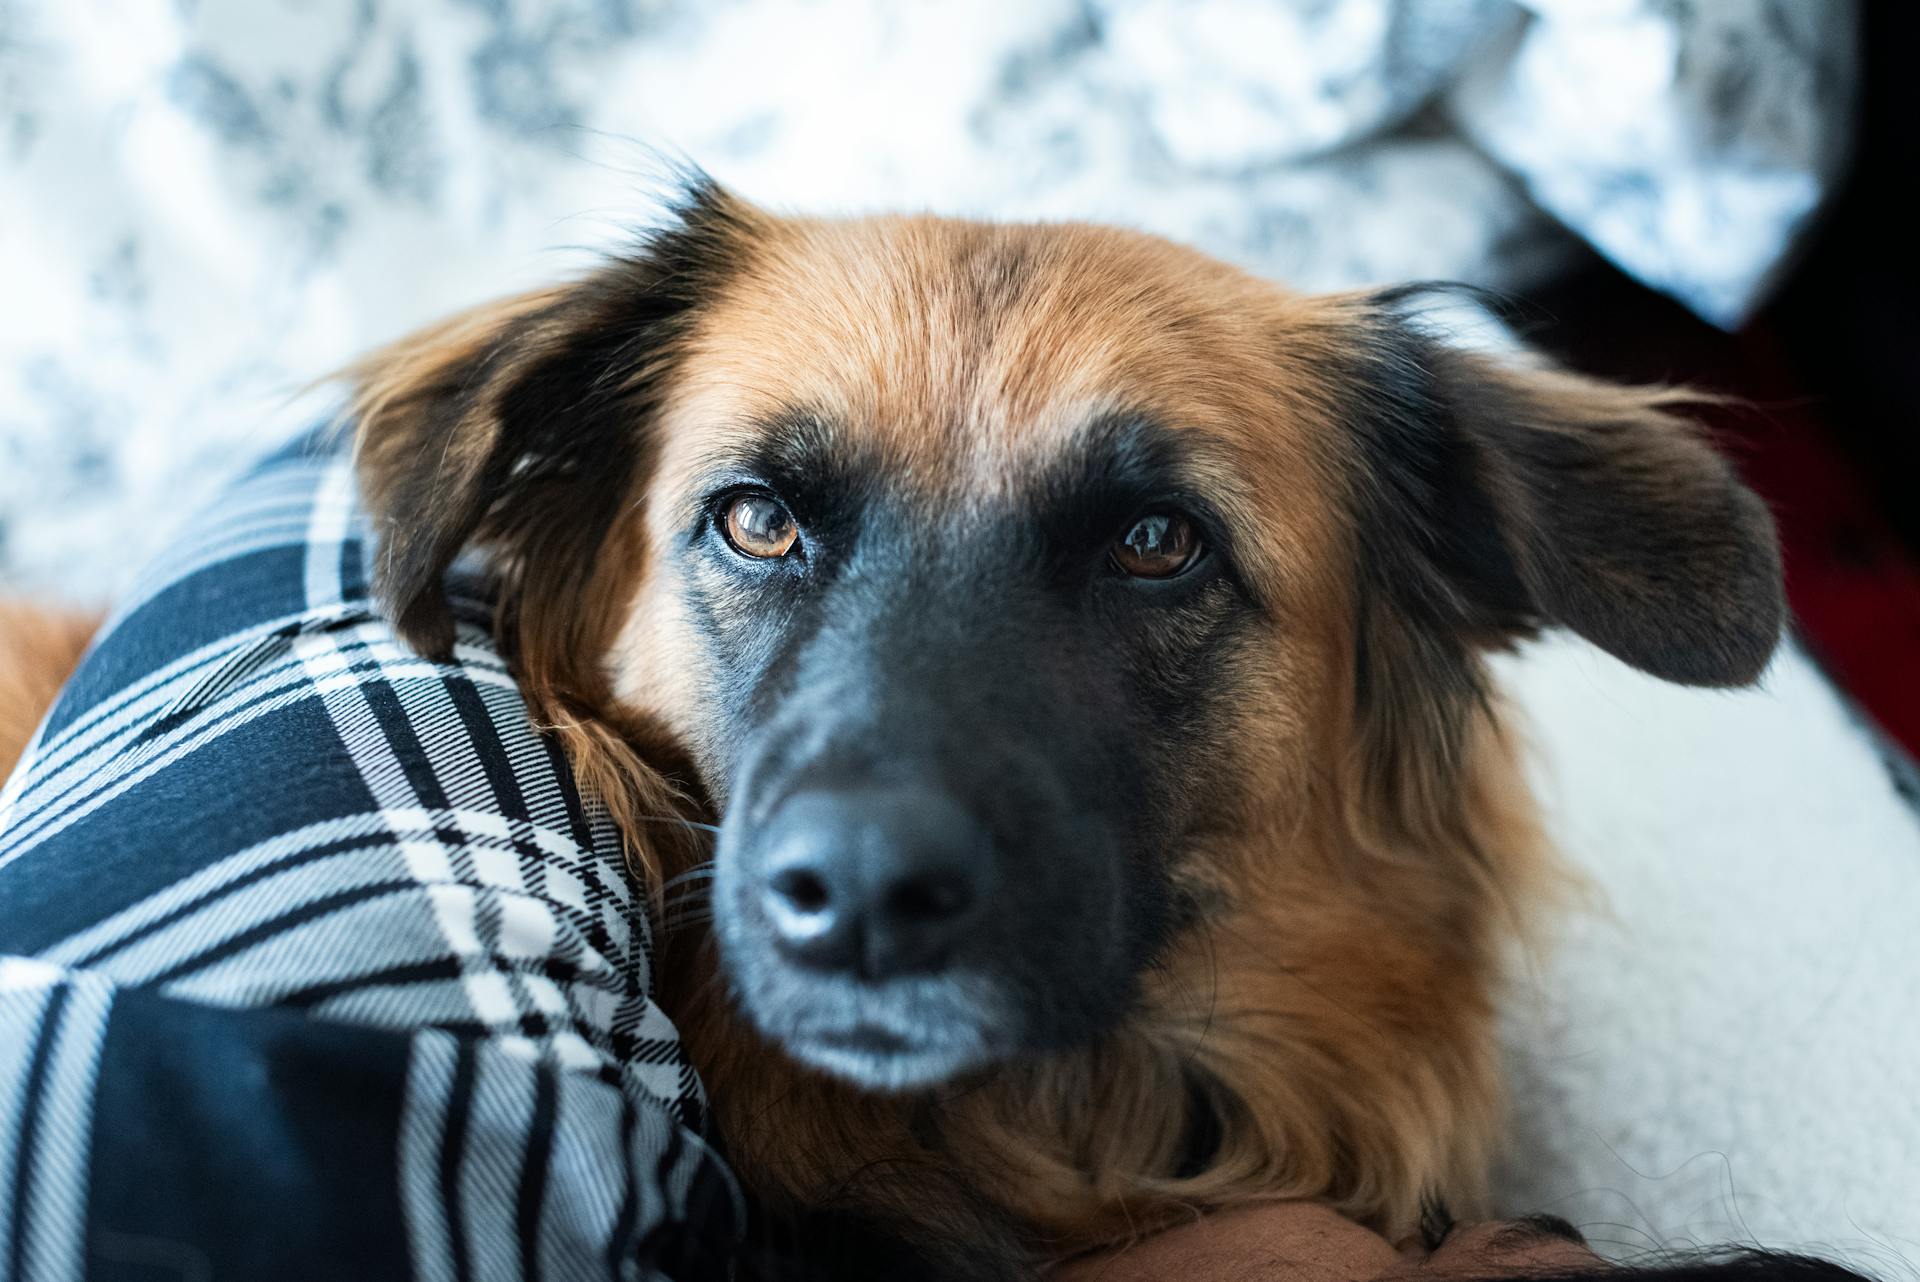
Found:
<box><xmin>352</xmin><ymin>181</ymin><xmax>1782</xmax><ymax>1100</ymax></box>
<box><xmin>614</xmin><ymin>209</ymin><xmax>1362</xmax><ymax>1091</ymax></box>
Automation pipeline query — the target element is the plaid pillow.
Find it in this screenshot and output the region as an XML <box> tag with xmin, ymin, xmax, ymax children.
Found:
<box><xmin>0</xmin><ymin>432</ymin><xmax>739</xmax><ymax>1281</ymax></box>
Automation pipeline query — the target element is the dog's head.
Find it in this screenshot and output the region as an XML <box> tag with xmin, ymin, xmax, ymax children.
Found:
<box><xmin>350</xmin><ymin>179</ymin><xmax>1782</xmax><ymax>1101</ymax></box>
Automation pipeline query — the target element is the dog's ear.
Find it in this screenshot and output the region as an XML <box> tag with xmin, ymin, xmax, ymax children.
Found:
<box><xmin>1346</xmin><ymin>298</ymin><xmax>1784</xmax><ymax>694</ymax></box>
<box><xmin>346</xmin><ymin>176</ymin><xmax>754</xmax><ymax>658</ymax></box>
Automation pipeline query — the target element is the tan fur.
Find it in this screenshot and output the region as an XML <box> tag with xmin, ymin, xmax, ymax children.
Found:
<box><xmin>657</xmin><ymin>696</ymin><xmax>1548</xmax><ymax>1257</ymax></box>
<box><xmin>0</xmin><ymin>602</ymin><xmax>100</xmax><ymax>783</ymax></box>
<box><xmin>347</xmin><ymin>293</ymin><xmax>713</xmax><ymax>892</ymax></box>
<box><xmin>346</xmin><ymin>205</ymin><xmax>1645</xmax><ymax>1262</ymax></box>
<box><xmin>591</xmin><ymin>219</ymin><xmax>1553</xmax><ymax>1253</ymax></box>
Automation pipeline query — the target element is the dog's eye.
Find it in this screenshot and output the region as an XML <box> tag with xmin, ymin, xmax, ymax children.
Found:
<box><xmin>722</xmin><ymin>492</ymin><xmax>799</xmax><ymax>559</ymax></box>
<box><xmin>1112</xmin><ymin>512</ymin><xmax>1201</xmax><ymax>579</ymax></box>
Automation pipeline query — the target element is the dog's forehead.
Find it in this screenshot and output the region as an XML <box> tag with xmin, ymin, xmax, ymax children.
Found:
<box><xmin>657</xmin><ymin>214</ymin><xmax>1332</xmax><ymax>496</ymax></box>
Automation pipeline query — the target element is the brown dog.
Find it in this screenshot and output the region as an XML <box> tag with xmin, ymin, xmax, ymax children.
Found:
<box><xmin>5</xmin><ymin>177</ymin><xmax>1784</xmax><ymax>1279</ymax></box>
<box><xmin>343</xmin><ymin>179</ymin><xmax>1782</xmax><ymax>1276</ymax></box>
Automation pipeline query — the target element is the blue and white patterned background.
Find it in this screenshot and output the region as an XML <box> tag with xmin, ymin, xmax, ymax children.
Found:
<box><xmin>0</xmin><ymin>0</ymin><xmax>1857</xmax><ymax>597</ymax></box>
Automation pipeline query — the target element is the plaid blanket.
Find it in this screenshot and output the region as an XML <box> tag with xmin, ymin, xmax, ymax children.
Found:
<box><xmin>0</xmin><ymin>434</ymin><xmax>740</xmax><ymax>1281</ymax></box>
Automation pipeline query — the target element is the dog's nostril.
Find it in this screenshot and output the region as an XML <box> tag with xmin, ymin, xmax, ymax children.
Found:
<box><xmin>770</xmin><ymin>866</ymin><xmax>832</xmax><ymax>915</ymax></box>
<box><xmin>886</xmin><ymin>873</ymin><xmax>971</xmax><ymax>923</ymax></box>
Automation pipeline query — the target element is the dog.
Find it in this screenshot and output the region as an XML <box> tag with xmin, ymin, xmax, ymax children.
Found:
<box><xmin>4</xmin><ymin>177</ymin><xmax>1785</xmax><ymax>1279</ymax></box>
<box><xmin>0</xmin><ymin>601</ymin><xmax>99</xmax><ymax>781</ymax></box>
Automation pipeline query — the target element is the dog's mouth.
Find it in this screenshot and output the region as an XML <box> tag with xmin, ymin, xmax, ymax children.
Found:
<box><xmin>810</xmin><ymin>1022</ymin><xmax>913</xmax><ymax>1055</ymax></box>
<box><xmin>722</xmin><ymin>939</ymin><xmax>1017</xmax><ymax>1092</ymax></box>
<box><xmin>783</xmin><ymin>1012</ymin><xmax>998</xmax><ymax>1092</ymax></box>
<box><xmin>713</xmin><ymin>759</ymin><xmax>1135</xmax><ymax>1093</ymax></box>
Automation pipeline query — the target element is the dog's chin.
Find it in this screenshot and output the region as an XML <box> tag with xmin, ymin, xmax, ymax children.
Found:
<box><xmin>729</xmin><ymin>958</ymin><xmax>1019</xmax><ymax>1094</ymax></box>
<box><xmin>782</xmin><ymin>1026</ymin><xmax>998</xmax><ymax>1093</ymax></box>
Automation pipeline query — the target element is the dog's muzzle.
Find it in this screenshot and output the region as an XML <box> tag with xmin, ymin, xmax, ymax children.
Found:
<box><xmin>717</xmin><ymin>779</ymin><xmax>1014</xmax><ymax>1091</ymax></box>
<box><xmin>754</xmin><ymin>784</ymin><xmax>994</xmax><ymax>979</ymax></box>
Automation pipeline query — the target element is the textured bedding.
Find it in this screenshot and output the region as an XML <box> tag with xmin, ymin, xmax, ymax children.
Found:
<box><xmin>0</xmin><ymin>438</ymin><xmax>738</xmax><ymax>1281</ymax></box>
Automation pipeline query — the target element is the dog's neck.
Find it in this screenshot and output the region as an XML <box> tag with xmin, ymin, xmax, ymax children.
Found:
<box><xmin>644</xmin><ymin>692</ymin><xmax>1551</xmax><ymax>1265</ymax></box>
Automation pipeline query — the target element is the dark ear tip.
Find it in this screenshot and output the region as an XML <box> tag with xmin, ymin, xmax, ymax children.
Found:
<box><xmin>1678</xmin><ymin>618</ymin><xmax>1783</xmax><ymax>688</ymax></box>
<box><xmin>1721</xmin><ymin>601</ymin><xmax>1787</xmax><ymax>687</ymax></box>
<box><xmin>1544</xmin><ymin>485</ymin><xmax>1786</xmax><ymax>689</ymax></box>
<box><xmin>1615</xmin><ymin>567</ymin><xmax>1785</xmax><ymax>689</ymax></box>
<box><xmin>390</xmin><ymin>594</ymin><xmax>458</xmax><ymax>661</ymax></box>
<box><xmin>1597</xmin><ymin>626</ymin><xmax>1779</xmax><ymax>688</ymax></box>
<box><xmin>1700</xmin><ymin>501</ymin><xmax>1788</xmax><ymax>688</ymax></box>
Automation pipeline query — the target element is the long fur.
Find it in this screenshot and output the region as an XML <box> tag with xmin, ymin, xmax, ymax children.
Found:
<box><xmin>0</xmin><ymin>194</ymin><xmax>1822</xmax><ymax>1282</ymax></box>
<box><xmin>337</xmin><ymin>184</ymin><xmax>1779</xmax><ymax>1277</ymax></box>
<box><xmin>0</xmin><ymin>601</ymin><xmax>99</xmax><ymax>784</ymax></box>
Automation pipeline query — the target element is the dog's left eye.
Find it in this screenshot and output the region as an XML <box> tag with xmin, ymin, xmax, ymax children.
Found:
<box><xmin>1112</xmin><ymin>512</ymin><xmax>1201</xmax><ymax>579</ymax></box>
<box><xmin>722</xmin><ymin>492</ymin><xmax>799</xmax><ymax>559</ymax></box>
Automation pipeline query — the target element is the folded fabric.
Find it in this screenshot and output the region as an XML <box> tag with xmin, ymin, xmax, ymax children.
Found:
<box><xmin>0</xmin><ymin>435</ymin><xmax>740</xmax><ymax>1281</ymax></box>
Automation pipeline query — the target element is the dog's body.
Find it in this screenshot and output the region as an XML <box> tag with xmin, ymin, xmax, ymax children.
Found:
<box><xmin>2</xmin><ymin>181</ymin><xmax>1784</xmax><ymax>1279</ymax></box>
<box><xmin>0</xmin><ymin>602</ymin><xmax>98</xmax><ymax>782</ymax></box>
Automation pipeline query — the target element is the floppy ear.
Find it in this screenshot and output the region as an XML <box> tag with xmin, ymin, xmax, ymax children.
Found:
<box><xmin>343</xmin><ymin>178</ymin><xmax>754</xmax><ymax>889</ymax></box>
<box><xmin>1348</xmin><ymin>299</ymin><xmax>1784</xmax><ymax>695</ymax></box>
<box><xmin>346</xmin><ymin>176</ymin><xmax>754</xmax><ymax>659</ymax></box>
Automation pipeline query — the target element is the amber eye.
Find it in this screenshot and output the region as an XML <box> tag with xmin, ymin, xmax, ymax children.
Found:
<box><xmin>1112</xmin><ymin>512</ymin><xmax>1201</xmax><ymax>579</ymax></box>
<box><xmin>722</xmin><ymin>492</ymin><xmax>799</xmax><ymax>559</ymax></box>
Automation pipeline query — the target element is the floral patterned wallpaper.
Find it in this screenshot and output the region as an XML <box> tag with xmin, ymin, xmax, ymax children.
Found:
<box><xmin>0</xmin><ymin>0</ymin><xmax>1856</xmax><ymax>595</ymax></box>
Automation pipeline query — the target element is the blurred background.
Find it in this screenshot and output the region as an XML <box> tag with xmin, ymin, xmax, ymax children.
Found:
<box><xmin>2</xmin><ymin>0</ymin><xmax>1916</xmax><ymax>1270</ymax></box>
<box><xmin>2</xmin><ymin>0</ymin><xmax>1914</xmax><ymax>754</ymax></box>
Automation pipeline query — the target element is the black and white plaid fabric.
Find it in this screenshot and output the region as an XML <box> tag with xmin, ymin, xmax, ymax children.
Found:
<box><xmin>0</xmin><ymin>433</ymin><xmax>741</xmax><ymax>1281</ymax></box>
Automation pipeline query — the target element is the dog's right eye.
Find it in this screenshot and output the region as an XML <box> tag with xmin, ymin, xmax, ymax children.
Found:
<box><xmin>1111</xmin><ymin>511</ymin><xmax>1202</xmax><ymax>580</ymax></box>
<box><xmin>721</xmin><ymin>492</ymin><xmax>800</xmax><ymax>559</ymax></box>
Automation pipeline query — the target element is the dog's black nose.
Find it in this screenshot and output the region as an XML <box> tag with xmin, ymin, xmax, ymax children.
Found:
<box><xmin>758</xmin><ymin>786</ymin><xmax>991</xmax><ymax>979</ymax></box>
